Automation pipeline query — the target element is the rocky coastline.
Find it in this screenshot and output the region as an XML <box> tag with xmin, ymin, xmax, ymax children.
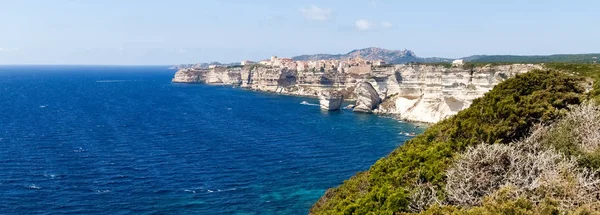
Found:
<box><xmin>172</xmin><ymin>63</ymin><xmax>542</xmax><ymax>123</ymax></box>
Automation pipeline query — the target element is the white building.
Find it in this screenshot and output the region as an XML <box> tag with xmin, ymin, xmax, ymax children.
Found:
<box><xmin>241</xmin><ymin>60</ymin><xmax>255</xmax><ymax>66</ymax></box>
<box><xmin>452</xmin><ymin>59</ymin><xmax>464</xmax><ymax>67</ymax></box>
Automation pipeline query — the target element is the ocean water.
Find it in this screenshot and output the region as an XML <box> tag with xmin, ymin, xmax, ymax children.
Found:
<box><xmin>0</xmin><ymin>66</ymin><xmax>423</xmax><ymax>214</ymax></box>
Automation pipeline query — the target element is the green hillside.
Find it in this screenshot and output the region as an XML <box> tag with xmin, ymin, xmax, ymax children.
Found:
<box><xmin>311</xmin><ymin>64</ymin><xmax>600</xmax><ymax>214</ymax></box>
<box><xmin>466</xmin><ymin>54</ymin><xmax>600</xmax><ymax>64</ymax></box>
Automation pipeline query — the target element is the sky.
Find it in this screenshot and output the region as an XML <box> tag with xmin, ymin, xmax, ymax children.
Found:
<box><xmin>0</xmin><ymin>0</ymin><xmax>599</xmax><ymax>65</ymax></box>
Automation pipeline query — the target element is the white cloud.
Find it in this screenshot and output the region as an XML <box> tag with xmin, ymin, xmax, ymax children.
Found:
<box><xmin>0</xmin><ymin>48</ymin><xmax>20</xmax><ymax>52</ymax></box>
<box><xmin>355</xmin><ymin>19</ymin><xmax>373</xmax><ymax>31</ymax></box>
<box><xmin>354</xmin><ymin>20</ymin><xmax>393</xmax><ymax>31</ymax></box>
<box><xmin>369</xmin><ymin>0</ymin><xmax>378</xmax><ymax>7</ymax></box>
<box><xmin>300</xmin><ymin>5</ymin><xmax>332</xmax><ymax>21</ymax></box>
<box><xmin>381</xmin><ymin>21</ymin><xmax>393</xmax><ymax>28</ymax></box>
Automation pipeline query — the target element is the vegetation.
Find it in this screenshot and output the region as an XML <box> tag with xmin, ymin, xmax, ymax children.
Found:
<box><xmin>534</xmin><ymin>102</ymin><xmax>600</xmax><ymax>170</ymax></box>
<box><xmin>310</xmin><ymin>69</ymin><xmax>589</xmax><ymax>214</ymax></box>
<box><xmin>246</xmin><ymin>64</ymin><xmax>272</xmax><ymax>71</ymax></box>
<box><xmin>545</xmin><ymin>63</ymin><xmax>600</xmax><ymax>81</ymax></box>
<box><xmin>419</xmin><ymin>101</ymin><xmax>600</xmax><ymax>214</ymax></box>
<box><xmin>446</xmin><ymin>127</ymin><xmax>600</xmax><ymax>211</ymax></box>
<box><xmin>545</xmin><ymin>63</ymin><xmax>600</xmax><ymax>101</ymax></box>
<box><xmin>226</xmin><ymin>65</ymin><xmax>244</xmax><ymax>69</ymax></box>
<box><xmin>467</xmin><ymin>54</ymin><xmax>600</xmax><ymax>64</ymax></box>
<box><xmin>409</xmin><ymin>62</ymin><xmax>453</xmax><ymax>68</ymax></box>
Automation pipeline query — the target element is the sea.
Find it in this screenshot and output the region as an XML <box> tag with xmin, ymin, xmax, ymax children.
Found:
<box><xmin>0</xmin><ymin>66</ymin><xmax>423</xmax><ymax>214</ymax></box>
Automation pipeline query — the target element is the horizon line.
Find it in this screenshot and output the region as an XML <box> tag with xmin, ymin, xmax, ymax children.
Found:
<box><xmin>1</xmin><ymin>51</ymin><xmax>599</xmax><ymax>66</ymax></box>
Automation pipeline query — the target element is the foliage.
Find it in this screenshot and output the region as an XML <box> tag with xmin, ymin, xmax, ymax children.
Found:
<box><xmin>545</xmin><ymin>63</ymin><xmax>600</xmax><ymax>81</ymax></box>
<box><xmin>310</xmin><ymin>70</ymin><xmax>586</xmax><ymax>214</ymax></box>
<box><xmin>468</xmin><ymin>54</ymin><xmax>600</xmax><ymax>64</ymax></box>
<box><xmin>226</xmin><ymin>65</ymin><xmax>244</xmax><ymax>68</ymax></box>
<box><xmin>446</xmin><ymin>135</ymin><xmax>600</xmax><ymax>211</ymax></box>
<box><xmin>544</xmin><ymin>63</ymin><xmax>600</xmax><ymax>101</ymax></box>
<box><xmin>409</xmin><ymin>62</ymin><xmax>453</xmax><ymax>68</ymax></box>
<box><xmin>246</xmin><ymin>64</ymin><xmax>271</xmax><ymax>71</ymax></box>
<box><xmin>417</xmin><ymin>189</ymin><xmax>563</xmax><ymax>215</ymax></box>
<box><xmin>418</xmin><ymin>188</ymin><xmax>600</xmax><ymax>215</ymax></box>
<box><xmin>461</xmin><ymin>62</ymin><xmax>527</xmax><ymax>69</ymax></box>
<box><xmin>535</xmin><ymin>101</ymin><xmax>600</xmax><ymax>169</ymax></box>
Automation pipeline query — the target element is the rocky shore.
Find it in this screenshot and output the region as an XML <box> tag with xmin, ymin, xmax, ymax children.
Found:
<box><xmin>172</xmin><ymin>64</ymin><xmax>542</xmax><ymax>123</ymax></box>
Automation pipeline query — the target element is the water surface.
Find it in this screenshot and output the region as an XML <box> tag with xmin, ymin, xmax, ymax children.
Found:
<box><xmin>0</xmin><ymin>66</ymin><xmax>422</xmax><ymax>214</ymax></box>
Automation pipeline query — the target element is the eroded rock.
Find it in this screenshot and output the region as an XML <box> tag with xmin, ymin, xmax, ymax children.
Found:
<box><xmin>353</xmin><ymin>82</ymin><xmax>381</xmax><ymax>113</ymax></box>
<box><xmin>319</xmin><ymin>90</ymin><xmax>344</xmax><ymax>111</ymax></box>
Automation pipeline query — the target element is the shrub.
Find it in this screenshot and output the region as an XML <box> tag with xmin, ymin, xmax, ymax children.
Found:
<box><xmin>446</xmin><ymin>141</ymin><xmax>600</xmax><ymax>211</ymax></box>
<box><xmin>446</xmin><ymin>102</ymin><xmax>600</xmax><ymax>212</ymax></box>
<box><xmin>536</xmin><ymin>101</ymin><xmax>600</xmax><ymax>169</ymax></box>
<box><xmin>310</xmin><ymin>70</ymin><xmax>586</xmax><ymax>214</ymax></box>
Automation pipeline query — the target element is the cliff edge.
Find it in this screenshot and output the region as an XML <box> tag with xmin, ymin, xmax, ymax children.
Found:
<box><xmin>172</xmin><ymin>64</ymin><xmax>542</xmax><ymax>123</ymax></box>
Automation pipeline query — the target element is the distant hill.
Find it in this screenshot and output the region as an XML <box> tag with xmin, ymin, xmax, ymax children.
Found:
<box><xmin>292</xmin><ymin>47</ymin><xmax>452</xmax><ymax>64</ymax></box>
<box><xmin>464</xmin><ymin>54</ymin><xmax>600</xmax><ymax>64</ymax></box>
<box><xmin>171</xmin><ymin>61</ymin><xmax>241</xmax><ymax>70</ymax></box>
<box><xmin>174</xmin><ymin>48</ymin><xmax>600</xmax><ymax>69</ymax></box>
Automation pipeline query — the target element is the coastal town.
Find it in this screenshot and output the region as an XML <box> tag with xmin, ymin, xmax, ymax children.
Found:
<box><xmin>183</xmin><ymin>53</ymin><xmax>466</xmax><ymax>74</ymax></box>
<box><xmin>217</xmin><ymin>55</ymin><xmax>389</xmax><ymax>74</ymax></box>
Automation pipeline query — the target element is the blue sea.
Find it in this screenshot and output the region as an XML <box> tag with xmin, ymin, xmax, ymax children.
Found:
<box><xmin>0</xmin><ymin>66</ymin><xmax>422</xmax><ymax>214</ymax></box>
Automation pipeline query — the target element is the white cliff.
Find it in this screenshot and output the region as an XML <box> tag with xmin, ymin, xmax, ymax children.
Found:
<box><xmin>172</xmin><ymin>64</ymin><xmax>543</xmax><ymax>123</ymax></box>
<box><xmin>373</xmin><ymin>64</ymin><xmax>542</xmax><ymax>122</ymax></box>
<box><xmin>353</xmin><ymin>82</ymin><xmax>381</xmax><ymax>113</ymax></box>
<box><xmin>319</xmin><ymin>90</ymin><xmax>344</xmax><ymax>111</ymax></box>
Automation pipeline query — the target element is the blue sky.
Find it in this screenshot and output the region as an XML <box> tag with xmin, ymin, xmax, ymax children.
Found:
<box><xmin>0</xmin><ymin>0</ymin><xmax>598</xmax><ymax>65</ymax></box>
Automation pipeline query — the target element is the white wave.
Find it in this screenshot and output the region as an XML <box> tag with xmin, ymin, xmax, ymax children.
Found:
<box><xmin>28</xmin><ymin>184</ymin><xmax>41</xmax><ymax>189</ymax></box>
<box><xmin>96</xmin><ymin>80</ymin><xmax>129</xmax><ymax>83</ymax></box>
<box><xmin>184</xmin><ymin>189</ymin><xmax>196</xmax><ymax>194</ymax></box>
<box><xmin>43</xmin><ymin>174</ymin><xmax>59</xmax><ymax>179</ymax></box>
<box><xmin>300</xmin><ymin>101</ymin><xmax>319</xmax><ymax>106</ymax></box>
<box><xmin>39</xmin><ymin>105</ymin><xmax>48</xmax><ymax>108</ymax></box>
<box><xmin>95</xmin><ymin>190</ymin><xmax>110</xmax><ymax>193</ymax></box>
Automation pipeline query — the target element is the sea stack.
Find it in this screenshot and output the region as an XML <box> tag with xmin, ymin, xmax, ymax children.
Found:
<box><xmin>319</xmin><ymin>90</ymin><xmax>344</xmax><ymax>111</ymax></box>
<box><xmin>353</xmin><ymin>82</ymin><xmax>381</xmax><ymax>113</ymax></box>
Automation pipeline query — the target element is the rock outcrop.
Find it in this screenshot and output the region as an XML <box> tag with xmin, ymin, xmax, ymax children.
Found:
<box><xmin>353</xmin><ymin>82</ymin><xmax>381</xmax><ymax>113</ymax></box>
<box><xmin>319</xmin><ymin>90</ymin><xmax>344</xmax><ymax>111</ymax></box>
<box><xmin>172</xmin><ymin>64</ymin><xmax>543</xmax><ymax>123</ymax></box>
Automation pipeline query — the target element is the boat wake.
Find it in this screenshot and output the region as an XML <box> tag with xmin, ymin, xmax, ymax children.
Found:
<box><xmin>300</xmin><ymin>101</ymin><xmax>319</xmax><ymax>106</ymax></box>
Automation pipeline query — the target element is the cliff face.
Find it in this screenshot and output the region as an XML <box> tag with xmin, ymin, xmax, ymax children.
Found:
<box><xmin>172</xmin><ymin>64</ymin><xmax>542</xmax><ymax>123</ymax></box>
<box><xmin>290</xmin><ymin>47</ymin><xmax>450</xmax><ymax>64</ymax></box>
<box><xmin>372</xmin><ymin>64</ymin><xmax>543</xmax><ymax>122</ymax></box>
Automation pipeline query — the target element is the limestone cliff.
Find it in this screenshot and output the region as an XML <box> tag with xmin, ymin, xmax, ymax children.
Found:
<box><xmin>172</xmin><ymin>64</ymin><xmax>542</xmax><ymax>123</ymax></box>
<box><xmin>319</xmin><ymin>90</ymin><xmax>344</xmax><ymax>111</ymax></box>
<box><xmin>353</xmin><ymin>82</ymin><xmax>381</xmax><ymax>113</ymax></box>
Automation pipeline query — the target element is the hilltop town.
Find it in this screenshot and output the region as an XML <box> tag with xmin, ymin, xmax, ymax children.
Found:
<box><xmin>172</xmin><ymin>47</ymin><xmax>453</xmax><ymax>70</ymax></box>
<box><xmin>172</xmin><ymin>47</ymin><xmax>599</xmax><ymax>71</ymax></box>
<box><xmin>236</xmin><ymin>55</ymin><xmax>389</xmax><ymax>74</ymax></box>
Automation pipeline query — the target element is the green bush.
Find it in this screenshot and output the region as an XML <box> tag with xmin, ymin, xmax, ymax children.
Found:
<box><xmin>310</xmin><ymin>69</ymin><xmax>586</xmax><ymax>214</ymax></box>
<box><xmin>469</xmin><ymin>54</ymin><xmax>600</xmax><ymax>64</ymax></box>
<box><xmin>544</xmin><ymin>63</ymin><xmax>600</xmax><ymax>101</ymax></box>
